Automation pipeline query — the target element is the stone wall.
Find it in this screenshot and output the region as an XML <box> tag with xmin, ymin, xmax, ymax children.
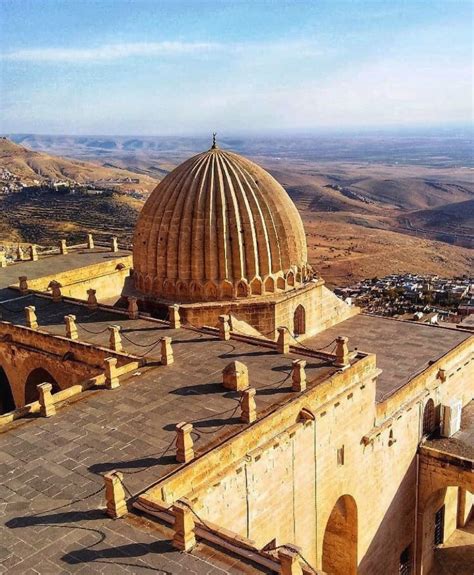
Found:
<box><xmin>23</xmin><ymin>256</ymin><xmax>132</xmax><ymax>302</ymax></box>
<box><xmin>141</xmin><ymin>280</ymin><xmax>358</xmax><ymax>340</ymax></box>
<box><xmin>0</xmin><ymin>322</ymin><xmax>132</xmax><ymax>409</ymax></box>
<box><xmin>138</xmin><ymin>335</ymin><xmax>473</xmax><ymax>575</ymax></box>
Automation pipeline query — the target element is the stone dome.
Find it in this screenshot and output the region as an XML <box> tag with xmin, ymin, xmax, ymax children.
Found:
<box><xmin>133</xmin><ymin>145</ymin><xmax>309</xmax><ymax>301</ymax></box>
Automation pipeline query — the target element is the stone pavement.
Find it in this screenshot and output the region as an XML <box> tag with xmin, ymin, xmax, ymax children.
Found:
<box><xmin>0</xmin><ymin>291</ymin><xmax>333</xmax><ymax>573</ymax></box>
<box><xmin>305</xmin><ymin>314</ymin><xmax>470</xmax><ymax>402</ymax></box>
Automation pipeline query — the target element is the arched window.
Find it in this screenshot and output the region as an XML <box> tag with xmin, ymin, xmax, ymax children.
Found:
<box><xmin>24</xmin><ymin>368</ymin><xmax>59</xmax><ymax>405</ymax></box>
<box><xmin>422</xmin><ymin>399</ymin><xmax>436</xmax><ymax>437</ymax></box>
<box><xmin>293</xmin><ymin>305</ymin><xmax>306</xmax><ymax>336</ymax></box>
<box><xmin>0</xmin><ymin>366</ymin><xmax>15</xmax><ymax>414</ymax></box>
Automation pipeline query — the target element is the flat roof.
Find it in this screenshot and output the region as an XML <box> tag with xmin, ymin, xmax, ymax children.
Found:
<box><xmin>0</xmin><ymin>291</ymin><xmax>335</xmax><ymax>573</ymax></box>
<box><xmin>424</xmin><ymin>400</ymin><xmax>474</xmax><ymax>461</ymax></box>
<box><xmin>303</xmin><ymin>314</ymin><xmax>471</xmax><ymax>402</ymax></box>
<box><xmin>0</xmin><ymin>248</ymin><xmax>131</xmax><ymax>300</ymax></box>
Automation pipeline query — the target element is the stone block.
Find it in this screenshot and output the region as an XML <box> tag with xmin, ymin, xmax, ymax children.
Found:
<box><xmin>291</xmin><ymin>359</ymin><xmax>307</xmax><ymax>392</ymax></box>
<box><xmin>241</xmin><ymin>387</ymin><xmax>257</xmax><ymax>423</ymax></box>
<box><xmin>65</xmin><ymin>315</ymin><xmax>78</xmax><ymax>340</ymax></box>
<box><xmin>223</xmin><ymin>360</ymin><xmax>249</xmax><ymax>391</ymax></box>
<box><xmin>278</xmin><ymin>546</ymin><xmax>303</xmax><ymax>575</ymax></box>
<box><xmin>87</xmin><ymin>288</ymin><xmax>98</xmax><ymax>309</ymax></box>
<box><xmin>334</xmin><ymin>336</ymin><xmax>349</xmax><ymax>368</ymax></box>
<box><xmin>87</xmin><ymin>233</ymin><xmax>95</xmax><ymax>249</ymax></box>
<box><xmin>108</xmin><ymin>325</ymin><xmax>122</xmax><ymax>352</ymax></box>
<box><xmin>37</xmin><ymin>383</ymin><xmax>56</xmax><ymax>417</ymax></box>
<box><xmin>172</xmin><ymin>499</ymin><xmax>196</xmax><ymax>551</ymax></box>
<box><xmin>176</xmin><ymin>422</ymin><xmax>194</xmax><ymax>463</ymax></box>
<box><xmin>277</xmin><ymin>327</ymin><xmax>290</xmax><ymax>354</ymax></box>
<box><xmin>30</xmin><ymin>245</ymin><xmax>38</xmax><ymax>261</ymax></box>
<box><xmin>19</xmin><ymin>276</ymin><xmax>28</xmax><ymax>294</ymax></box>
<box><xmin>103</xmin><ymin>471</ymin><xmax>127</xmax><ymax>518</ymax></box>
<box><xmin>25</xmin><ymin>306</ymin><xmax>38</xmax><ymax>329</ymax></box>
<box><xmin>59</xmin><ymin>239</ymin><xmax>68</xmax><ymax>255</ymax></box>
<box><xmin>127</xmin><ymin>296</ymin><xmax>139</xmax><ymax>319</ymax></box>
<box><xmin>218</xmin><ymin>314</ymin><xmax>231</xmax><ymax>340</ymax></box>
<box><xmin>104</xmin><ymin>357</ymin><xmax>120</xmax><ymax>389</ymax></box>
<box><xmin>161</xmin><ymin>336</ymin><xmax>174</xmax><ymax>365</ymax></box>
<box><xmin>169</xmin><ymin>304</ymin><xmax>181</xmax><ymax>329</ymax></box>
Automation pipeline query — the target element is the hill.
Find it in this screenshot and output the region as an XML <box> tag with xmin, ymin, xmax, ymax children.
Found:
<box><xmin>0</xmin><ymin>138</ymin><xmax>157</xmax><ymax>192</ymax></box>
<box><xmin>1</xmin><ymin>135</ymin><xmax>472</xmax><ymax>286</ymax></box>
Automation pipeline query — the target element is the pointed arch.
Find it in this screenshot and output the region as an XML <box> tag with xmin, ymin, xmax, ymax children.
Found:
<box><xmin>24</xmin><ymin>368</ymin><xmax>59</xmax><ymax>405</ymax></box>
<box><xmin>237</xmin><ymin>280</ymin><xmax>250</xmax><ymax>298</ymax></box>
<box><xmin>250</xmin><ymin>277</ymin><xmax>263</xmax><ymax>295</ymax></box>
<box><xmin>293</xmin><ymin>305</ymin><xmax>306</xmax><ymax>335</ymax></box>
<box><xmin>322</xmin><ymin>494</ymin><xmax>358</xmax><ymax>575</ymax></box>
<box><xmin>0</xmin><ymin>366</ymin><xmax>15</xmax><ymax>414</ymax></box>
<box><xmin>221</xmin><ymin>280</ymin><xmax>234</xmax><ymax>299</ymax></box>
<box><xmin>263</xmin><ymin>276</ymin><xmax>275</xmax><ymax>293</ymax></box>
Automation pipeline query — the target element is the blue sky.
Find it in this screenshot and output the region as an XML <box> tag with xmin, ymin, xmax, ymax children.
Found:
<box><xmin>0</xmin><ymin>0</ymin><xmax>472</xmax><ymax>135</ymax></box>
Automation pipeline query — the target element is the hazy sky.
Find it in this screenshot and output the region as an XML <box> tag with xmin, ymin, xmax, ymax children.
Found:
<box><xmin>0</xmin><ymin>0</ymin><xmax>472</xmax><ymax>135</ymax></box>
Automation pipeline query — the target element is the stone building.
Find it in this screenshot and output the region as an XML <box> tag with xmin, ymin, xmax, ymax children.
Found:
<box><xmin>0</xmin><ymin>144</ymin><xmax>472</xmax><ymax>575</ymax></box>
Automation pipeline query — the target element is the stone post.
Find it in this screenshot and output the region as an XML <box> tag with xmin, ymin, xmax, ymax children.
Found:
<box><xmin>104</xmin><ymin>357</ymin><xmax>120</xmax><ymax>389</ymax></box>
<box><xmin>218</xmin><ymin>314</ymin><xmax>231</xmax><ymax>341</ymax></box>
<box><xmin>65</xmin><ymin>315</ymin><xmax>78</xmax><ymax>340</ymax></box>
<box><xmin>16</xmin><ymin>246</ymin><xmax>24</xmax><ymax>261</ymax></box>
<box><xmin>241</xmin><ymin>387</ymin><xmax>257</xmax><ymax>423</ymax></box>
<box><xmin>176</xmin><ymin>422</ymin><xmax>194</xmax><ymax>463</ymax></box>
<box><xmin>172</xmin><ymin>499</ymin><xmax>196</xmax><ymax>552</ymax></box>
<box><xmin>37</xmin><ymin>383</ymin><xmax>56</xmax><ymax>417</ymax></box>
<box><xmin>291</xmin><ymin>359</ymin><xmax>307</xmax><ymax>392</ymax></box>
<box><xmin>87</xmin><ymin>288</ymin><xmax>98</xmax><ymax>309</ymax></box>
<box><xmin>87</xmin><ymin>233</ymin><xmax>95</xmax><ymax>249</ymax></box>
<box><xmin>277</xmin><ymin>327</ymin><xmax>290</xmax><ymax>354</ymax></box>
<box><xmin>223</xmin><ymin>360</ymin><xmax>249</xmax><ymax>391</ymax></box>
<box><xmin>108</xmin><ymin>325</ymin><xmax>122</xmax><ymax>352</ymax></box>
<box><xmin>334</xmin><ymin>336</ymin><xmax>349</xmax><ymax>368</ymax></box>
<box><xmin>278</xmin><ymin>547</ymin><xmax>303</xmax><ymax>575</ymax></box>
<box><xmin>127</xmin><ymin>296</ymin><xmax>139</xmax><ymax>319</ymax></box>
<box><xmin>19</xmin><ymin>276</ymin><xmax>28</xmax><ymax>294</ymax></box>
<box><xmin>103</xmin><ymin>471</ymin><xmax>127</xmax><ymax>518</ymax></box>
<box><xmin>50</xmin><ymin>281</ymin><xmax>62</xmax><ymax>302</ymax></box>
<box><xmin>59</xmin><ymin>239</ymin><xmax>68</xmax><ymax>255</ymax></box>
<box><xmin>25</xmin><ymin>306</ymin><xmax>38</xmax><ymax>329</ymax></box>
<box><xmin>30</xmin><ymin>245</ymin><xmax>38</xmax><ymax>261</ymax></box>
<box><xmin>169</xmin><ymin>304</ymin><xmax>181</xmax><ymax>329</ymax></box>
<box><xmin>111</xmin><ymin>237</ymin><xmax>119</xmax><ymax>253</ymax></box>
<box><xmin>161</xmin><ymin>336</ymin><xmax>174</xmax><ymax>365</ymax></box>
<box><xmin>0</xmin><ymin>252</ymin><xmax>6</xmax><ymax>268</ymax></box>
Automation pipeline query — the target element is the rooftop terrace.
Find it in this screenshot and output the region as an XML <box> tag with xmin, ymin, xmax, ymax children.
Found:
<box><xmin>0</xmin><ymin>256</ymin><xmax>336</xmax><ymax>574</ymax></box>
<box><xmin>305</xmin><ymin>314</ymin><xmax>470</xmax><ymax>402</ymax></box>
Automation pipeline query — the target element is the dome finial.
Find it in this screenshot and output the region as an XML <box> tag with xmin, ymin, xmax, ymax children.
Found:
<box><xmin>211</xmin><ymin>132</ymin><xmax>217</xmax><ymax>149</ymax></box>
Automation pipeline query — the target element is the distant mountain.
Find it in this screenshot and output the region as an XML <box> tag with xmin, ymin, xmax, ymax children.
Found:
<box><xmin>1</xmin><ymin>134</ymin><xmax>472</xmax><ymax>284</ymax></box>
<box><xmin>0</xmin><ymin>137</ymin><xmax>157</xmax><ymax>191</ymax></box>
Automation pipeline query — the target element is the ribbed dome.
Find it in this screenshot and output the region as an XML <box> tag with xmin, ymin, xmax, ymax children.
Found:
<box><xmin>133</xmin><ymin>146</ymin><xmax>309</xmax><ymax>301</ymax></box>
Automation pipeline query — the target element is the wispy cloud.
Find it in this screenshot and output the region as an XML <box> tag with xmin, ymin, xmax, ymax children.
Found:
<box><xmin>1</xmin><ymin>39</ymin><xmax>326</xmax><ymax>64</ymax></box>
<box><xmin>1</xmin><ymin>41</ymin><xmax>219</xmax><ymax>63</ymax></box>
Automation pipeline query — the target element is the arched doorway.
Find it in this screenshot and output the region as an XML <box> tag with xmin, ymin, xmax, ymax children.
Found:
<box><xmin>0</xmin><ymin>366</ymin><xmax>15</xmax><ymax>414</ymax></box>
<box><xmin>422</xmin><ymin>399</ymin><xmax>436</xmax><ymax>437</ymax></box>
<box><xmin>322</xmin><ymin>495</ymin><xmax>358</xmax><ymax>575</ymax></box>
<box><xmin>293</xmin><ymin>305</ymin><xmax>306</xmax><ymax>336</ymax></box>
<box><xmin>24</xmin><ymin>368</ymin><xmax>59</xmax><ymax>405</ymax></box>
